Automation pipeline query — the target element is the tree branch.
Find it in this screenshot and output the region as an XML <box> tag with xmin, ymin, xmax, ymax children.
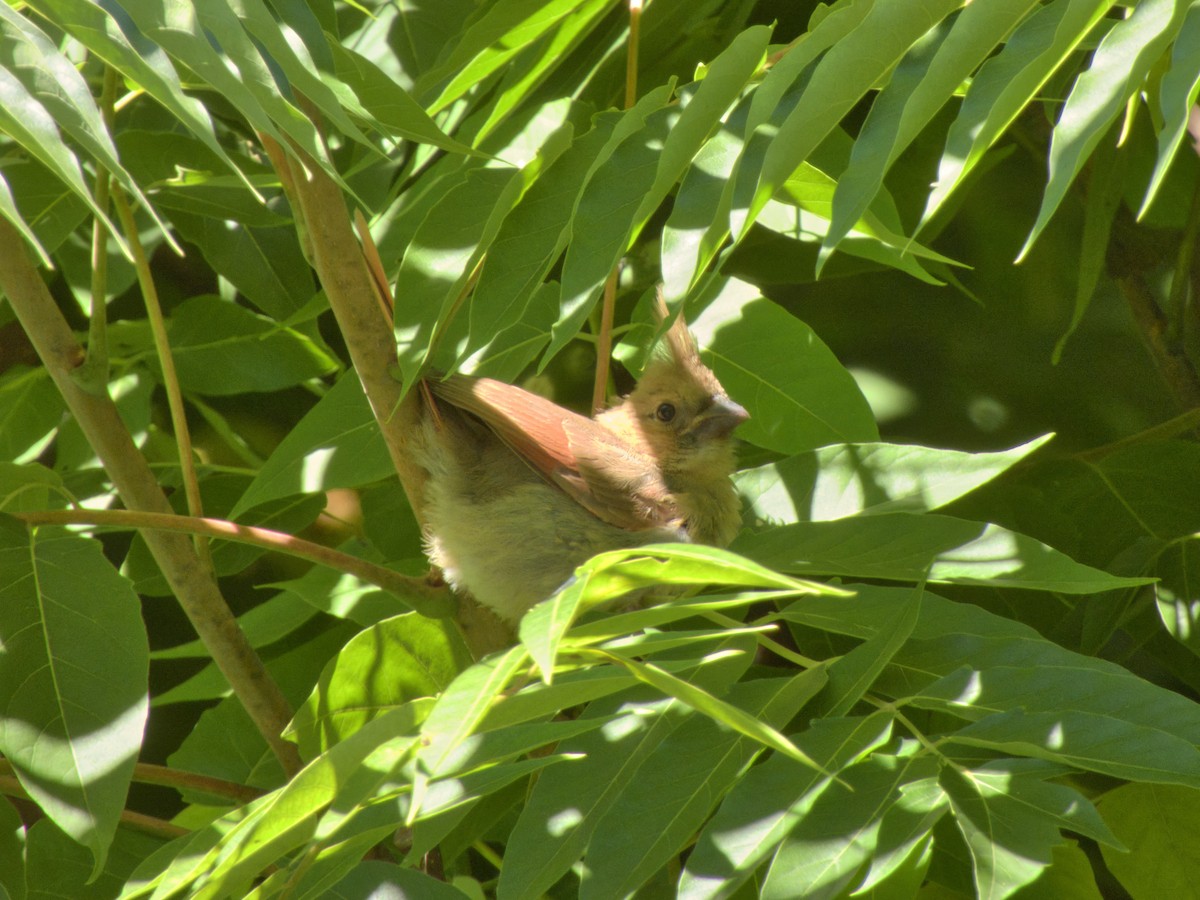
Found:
<box><xmin>15</xmin><ymin>508</ymin><xmax>452</xmax><ymax>617</ymax></box>
<box><xmin>263</xmin><ymin>137</ymin><xmax>513</xmax><ymax>656</ymax></box>
<box><xmin>268</xmin><ymin>137</ymin><xmax>428</xmax><ymax>522</ymax></box>
<box><xmin>0</xmin><ymin>219</ymin><xmax>302</xmax><ymax>777</ymax></box>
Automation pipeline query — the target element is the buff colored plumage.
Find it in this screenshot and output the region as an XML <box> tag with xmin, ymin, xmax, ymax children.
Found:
<box><xmin>413</xmin><ymin>301</ymin><xmax>747</xmax><ymax>623</ymax></box>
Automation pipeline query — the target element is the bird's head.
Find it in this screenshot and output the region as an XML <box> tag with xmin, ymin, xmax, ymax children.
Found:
<box><xmin>614</xmin><ymin>299</ymin><xmax>748</xmax><ymax>482</ymax></box>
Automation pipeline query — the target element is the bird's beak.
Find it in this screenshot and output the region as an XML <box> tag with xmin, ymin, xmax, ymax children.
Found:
<box><xmin>694</xmin><ymin>395</ymin><xmax>750</xmax><ymax>440</ymax></box>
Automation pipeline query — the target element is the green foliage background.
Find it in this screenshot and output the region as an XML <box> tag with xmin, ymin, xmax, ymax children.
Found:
<box><xmin>1</xmin><ymin>0</ymin><xmax>1200</xmax><ymax>898</ymax></box>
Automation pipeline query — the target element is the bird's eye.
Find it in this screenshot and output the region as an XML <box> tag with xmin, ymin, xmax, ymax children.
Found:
<box><xmin>655</xmin><ymin>402</ymin><xmax>676</xmax><ymax>422</ymax></box>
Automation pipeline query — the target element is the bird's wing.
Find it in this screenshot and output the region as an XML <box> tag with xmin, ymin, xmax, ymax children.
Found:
<box><xmin>427</xmin><ymin>374</ymin><xmax>677</xmax><ymax>532</ymax></box>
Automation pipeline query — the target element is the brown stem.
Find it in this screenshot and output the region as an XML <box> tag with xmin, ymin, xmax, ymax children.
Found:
<box><xmin>110</xmin><ymin>184</ymin><xmax>212</xmax><ymax>572</ymax></box>
<box><xmin>0</xmin><ymin>774</ymin><xmax>190</xmax><ymax>841</ymax></box>
<box><xmin>1117</xmin><ymin>273</ymin><xmax>1200</xmax><ymax>411</ymax></box>
<box><xmin>0</xmin><ymin>759</ymin><xmax>263</xmax><ymax>805</ymax></box>
<box><xmin>0</xmin><ymin>219</ymin><xmax>302</xmax><ymax>777</ymax></box>
<box><xmin>592</xmin><ymin>268</ymin><xmax>619</xmax><ymax>413</ymax></box>
<box><xmin>14</xmin><ymin>508</ymin><xmax>452</xmax><ymax>616</ymax></box>
<box><xmin>267</xmin><ymin>135</ymin><xmax>428</xmax><ymax>523</ymax></box>
<box><xmin>261</xmin><ymin>135</ymin><xmax>513</xmax><ymax>657</ymax></box>
<box><xmin>131</xmin><ymin>762</ymin><xmax>264</xmax><ymax>804</ymax></box>
<box><xmin>591</xmin><ymin>2</ymin><xmax>642</xmax><ymax>414</ymax></box>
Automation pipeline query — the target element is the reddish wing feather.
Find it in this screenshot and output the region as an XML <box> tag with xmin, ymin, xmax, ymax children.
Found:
<box><xmin>429</xmin><ymin>374</ymin><xmax>581</xmax><ymax>478</ymax></box>
<box><xmin>427</xmin><ymin>374</ymin><xmax>677</xmax><ymax>532</ymax></box>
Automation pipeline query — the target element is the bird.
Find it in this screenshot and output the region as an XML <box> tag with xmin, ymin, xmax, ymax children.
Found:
<box><xmin>411</xmin><ymin>297</ymin><xmax>749</xmax><ymax>624</ymax></box>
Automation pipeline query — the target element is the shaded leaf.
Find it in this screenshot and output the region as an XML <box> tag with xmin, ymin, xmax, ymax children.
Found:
<box><xmin>1097</xmin><ymin>783</ymin><xmax>1200</xmax><ymax>900</ymax></box>
<box><xmin>678</xmin><ymin>711</ymin><xmax>895</xmax><ymax>900</ymax></box>
<box><xmin>232</xmin><ymin>372</ymin><xmax>391</xmax><ymax>517</ymax></box>
<box><xmin>736</xmin><ymin>513</ymin><xmax>1150</xmax><ymax>592</ymax></box>
<box><xmin>289</xmin><ymin>613</ymin><xmax>473</xmax><ymax>757</ymax></box>
<box><xmin>736</xmin><ymin>436</ymin><xmax>1053</xmax><ymax>525</ymax></box>
<box><xmin>690</xmin><ymin>288</ymin><xmax>878</xmax><ymax>454</ymax></box>
<box><xmin>1021</xmin><ymin>0</ymin><xmax>1183</xmax><ymax>258</ymax></box>
<box><xmin>0</xmin><ymin>518</ymin><xmax>148</xmax><ymax>877</ymax></box>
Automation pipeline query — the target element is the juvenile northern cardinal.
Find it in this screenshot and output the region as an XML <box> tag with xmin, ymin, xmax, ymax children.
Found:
<box><xmin>412</xmin><ymin>299</ymin><xmax>748</xmax><ymax>623</ymax></box>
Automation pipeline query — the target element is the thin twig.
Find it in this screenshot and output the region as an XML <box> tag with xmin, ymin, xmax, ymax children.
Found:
<box><xmin>0</xmin><ymin>771</ymin><xmax>192</xmax><ymax>841</ymax></box>
<box><xmin>591</xmin><ymin>0</ymin><xmax>643</xmax><ymax>413</ymax></box>
<box><xmin>110</xmin><ymin>184</ymin><xmax>212</xmax><ymax>572</ymax></box>
<box><xmin>267</xmin><ymin>135</ymin><xmax>429</xmax><ymax>523</ymax></box>
<box><xmin>14</xmin><ymin>508</ymin><xmax>453</xmax><ymax>616</ymax></box>
<box><xmin>1118</xmin><ymin>273</ymin><xmax>1200</xmax><ymax>411</ymax></box>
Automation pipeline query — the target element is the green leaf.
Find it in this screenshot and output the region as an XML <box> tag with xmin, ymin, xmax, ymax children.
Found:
<box><xmin>771</xmin><ymin>162</ymin><xmax>957</xmax><ymax>285</ymax></box>
<box><xmin>788</xmin><ymin>584</ymin><xmax>1200</xmax><ymax>751</ymax></box>
<box><xmin>166</xmin><ymin>216</ymin><xmax>316</xmax><ymax>321</ymax></box>
<box><xmin>408</xmin><ymin>647</ymin><xmax>530</xmax><ymax>823</ymax></box>
<box><xmin>941</xmin><ymin>763</ymin><xmax>1111</xmax><ymax>900</ymax></box>
<box><xmin>167</xmin><ymin>294</ymin><xmax>338</xmax><ymax>396</ymax></box>
<box><xmin>0</xmin><ymin>518</ymin><xmax>148</xmax><ymax>878</ymax></box>
<box><xmin>469</xmin><ymin>0</ymin><xmax>617</xmax><ymax>143</ymax></box>
<box><xmin>921</xmin><ymin>0</ymin><xmax>1112</xmax><ymax>228</ymax></box>
<box><xmin>736</xmin><ymin>435</ymin><xmax>1053</xmax><ymax>525</ymax></box>
<box><xmin>466</xmin><ymin>118</ymin><xmax>611</xmax><ymax>353</ymax></box>
<box><xmin>1155</xmin><ymin>540</ymin><xmax>1200</xmax><ymax>655</ymax></box>
<box><xmin>580</xmin><ymin>670</ymin><xmax>828</xmax><ymax>900</ymax></box>
<box><xmin>232</xmin><ymin>372</ymin><xmax>392</xmax><ymax>517</ymax></box>
<box><xmin>823</xmin><ymin>0</ymin><xmax>1041</xmax><ymax>261</ymax></box>
<box><xmin>393</xmin><ymin>164</ymin><xmax>516</xmax><ymax>383</ymax></box>
<box><xmin>678</xmin><ymin>711</ymin><xmax>895</xmax><ymax>900</ymax></box>
<box><xmin>813</xmin><ymin>582</ymin><xmax>922</xmax><ymax>719</ymax></box>
<box><xmin>226</xmin><ymin>0</ymin><xmax>375</xmax><ymax>154</ymax></box>
<box><xmin>958</xmin><ymin>440</ymin><xmax>1200</xmax><ymax>579</ymax></box>
<box><xmin>459</xmin><ymin>280</ymin><xmax>559</xmax><ymax>380</ymax></box>
<box><xmin>118</xmin><ymin>0</ymin><xmax>329</xmax><ymax>176</ymax></box>
<box><xmin>325</xmin><ymin>861</ymin><xmax>474</xmax><ymax>899</ymax></box>
<box><xmin>1020</xmin><ymin>0</ymin><xmax>1183</xmax><ymax>259</ymax></box>
<box><xmin>0</xmin><ymin>169</ymin><xmax>51</xmax><ymax>265</ymax></box>
<box><xmin>520</xmin><ymin>542</ymin><xmax>838</xmax><ymax>682</ymax></box>
<box><xmin>1012</xmin><ymin>842</ymin><xmax>1106</xmax><ymax>900</ymax></box>
<box><xmin>736</xmin><ymin>513</ymin><xmax>1151</xmax><ymax>592</ymax></box>
<box><xmin>289</xmin><ymin>612</ymin><xmax>472</xmax><ymax>757</ymax></box>
<box><xmin>554</xmin><ymin>25</ymin><xmax>769</xmax><ymax>337</ymax></box>
<box><xmin>268</xmin><ymin>552</ymin><xmax>416</xmax><ymax>627</ymax></box>
<box><xmin>543</xmin><ymin>83</ymin><xmax>675</xmax><ymax>365</ymax></box>
<box><xmin>601</xmin><ymin>651</ymin><xmax>828</xmax><ymax>772</ymax></box>
<box><xmin>329</xmin><ymin>43</ymin><xmax>478</xmax><ymax>156</ymax></box>
<box><xmin>24</xmin><ymin>0</ymin><xmax>257</xmax><ymax>195</ymax></box>
<box><xmin>0</xmin><ymin>5</ymin><xmax>174</xmax><ymax>249</ymax></box>
<box><xmin>1097</xmin><ymin>783</ymin><xmax>1200</xmax><ymax>900</ymax></box>
<box><xmin>124</xmin><ymin>480</ymin><xmax>326</xmax><ymax>596</ymax></box>
<box><xmin>152</xmin><ymin>619</ymin><xmax>356</xmax><ymax>708</ymax></box>
<box><xmin>661</xmin><ymin>93</ymin><xmax>750</xmax><ymax>302</ymax></box>
<box><xmin>854</xmin><ymin>775</ymin><xmax>949</xmax><ymax>896</ymax></box>
<box><xmin>151</xmin><ymin>589</ymin><xmax>317</xmax><ymax>659</ymax></box>
<box><xmin>0</xmin><ymin>797</ymin><xmax>23</xmax><ymax>898</ymax></box>
<box><xmin>140</xmin><ymin>706</ymin><xmax>426</xmax><ymax>900</ymax></box>
<box><xmin>498</xmin><ymin>642</ymin><xmax>753</xmax><ymax>900</ymax></box>
<box><xmin>689</xmin><ymin>288</ymin><xmax>878</xmax><ymax>454</ymax></box>
<box><xmin>948</xmin><ymin>708</ymin><xmax>1200</xmax><ymax>787</ymax></box>
<box><xmin>1052</xmin><ymin>122</ymin><xmax>1125</xmax><ymax>362</ymax></box>
<box><xmin>23</xmin><ymin>817</ymin><xmax>166</xmax><ymax>900</ymax></box>
<box><xmin>742</xmin><ymin>0</ymin><xmax>963</xmax><ymax>241</ymax></box>
<box><xmin>1141</xmin><ymin>4</ymin><xmax>1200</xmax><ymax>215</ymax></box>
<box><xmin>420</xmin><ymin>0</ymin><xmax>614</xmax><ymax>115</ymax></box>
<box><xmin>0</xmin><ymin>367</ymin><xmax>62</xmax><ymax>464</ymax></box>
<box><xmin>760</xmin><ymin>754</ymin><xmax>941</xmax><ymax>900</ymax></box>
<box><xmin>0</xmin><ymin>61</ymin><xmax>126</xmax><ymax>256</ymax></box>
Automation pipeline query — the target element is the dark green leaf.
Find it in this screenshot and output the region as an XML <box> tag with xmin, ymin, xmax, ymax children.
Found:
<box><xmin>736</xmin><ymin>436</ymin><xmax>1052</xmax><ymax>525</ymax></box>
<box><xmin>0</xmin><ymin>519</ymin><xmax>148</xmax><ymax>877</ymax></box>
<box><xmin>736</xmin><ymin>513</ymin><xmax>1150</xmax><ymax>592</ymax></box>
